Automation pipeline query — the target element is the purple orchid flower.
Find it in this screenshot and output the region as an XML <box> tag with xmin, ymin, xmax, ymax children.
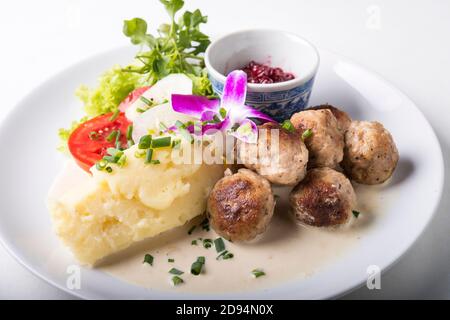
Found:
<box><xmin>171</xmin><ymin>70</ymin><xmax>275</xmax><ymax>143</ymax></box>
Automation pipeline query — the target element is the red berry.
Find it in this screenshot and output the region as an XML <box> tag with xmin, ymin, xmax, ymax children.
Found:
<box><xmin>242</xmin><ymin>61</ymin><xmax>295</xmax><ymax>84</ymax></box>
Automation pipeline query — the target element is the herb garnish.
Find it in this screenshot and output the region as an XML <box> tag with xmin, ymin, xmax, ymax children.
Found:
<box><xmin>352</xmin><ymin>210</ymin><xmax>360</xmax><ymax>218</ymax></box>
<box><xmin>143</xmin><ymin>254</ymin><xmax>154</xmax><ymax>265</ymax></box>
<box><xmin>216</xmin><ymin>250</ymin><xmax>234</xmax><ymax>260</ymax></box>
<box><xmin>301</xmin><ymin>129</ymin><xmax>313</xmax><ymax>141</ymax></box>
<box><xmin>106</xmin><ymin>130</ymin><xmax>119</xmax><ymax>142</ymax></box>
<box><xmin>188</xmin><ymin>225</ymin><xmax>196</xmax><ymax>235</ymax></box>
<box><xmin>138</xmin><ymin>134</ymin><xmax>152</xmax><ymax>149</ymax></box>
<box><xmin>172</xmin><ymin>275</ymin><xmax>184</xmax><ymax>286</ymax></box>
<box><xmin>191</xmin><ymin>256</ymin><xmax>205</xmax><ymax>275</ymax></box>
<box><xmin>251</xmin><ymin>269</ymin><xmax>265</xmax><ymax>278</ymax></box>
<box><xmin>122</xmin><ymin>0</ymin><xmax>214</xmax><ymax>97</ymax></box>
<box><xmin>151</xmin><ymin>136</ymin><xmax>172</xmax><ymax>148</ymax></box>
<box><xmin>169</xmin><ymin>268</ymin><xmax>184</xmax><ymax>275</ymax></box>
<box><xmin>281</xmin><ymin>119</ymin><xmax>295</xmax><ymax>132</ymax></box>
<box><xmin>200</xmin><ymin>218</ymin><xmax>210</xmax><ymax>232</ymax></box>
<box><xmin>214</xmin><ymin>238</ymin><xmax>226</xmax><ymax>253</ymax></box>
<box><xmin>203</xmin><ymin>239</ymin><xmax>213</xmax><ymax>249</ymax></box>
<box><xmin>109</xmin><ymin>109</ymin><xmax>120</xmax><ymax>122</ymax></box>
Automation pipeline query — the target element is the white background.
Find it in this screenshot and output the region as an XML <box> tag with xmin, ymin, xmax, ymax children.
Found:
<box><xmin>0</xmin><ymin>0</ymin><xmax>449</xmax><ymax>299</ymax></box>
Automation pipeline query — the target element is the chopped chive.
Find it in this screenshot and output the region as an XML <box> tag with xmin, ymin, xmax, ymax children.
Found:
<box><xmin>302</xmin><ymin>129</ymin><xmax>313</xmax><ymax>141</ymax></box>
<box><xmin>117</xmin><ymin>154</ymin><xmax>127</xmax><ymax>167</ymax></box>
<box><xmin>191</xmin><ymin>240</ymin><xmax>198</xmax><ymax>246</ymax></box>
<box><xmin>175</xmin><ymin>121</ymin><xmax>194</xmax><ymax>143</ymax></box>
<box><xmin>138</xmin><ymin>135</ymin><xmax>152</xmax><ymax>149</ymax></box>
<box><xmin>143</xmin><ymin>254</ymin><xmax>154</xmax><ymax>265</ymax></box>
<box><xmin>188</xmin><ymin>225</ymin><xmax>196</xmax><ymax>235</ymax></box>
<box><xmin>352</xmin><ymin>210</ymin><xmax>360</xmax><ymax>218</ymax></box>
<box><xmin>134</xmin><ymin>149</ymin><xmax>146</xmax><ymax>158</ymax></box>
<box><xmin>106</xmin><ymin>147</ymin><xmax>122</xmax><ymax>157</ymax></box>
<box><xmin>190</xmin><ymin>257</ymin><xmax>205</xmax><ymax>276</ymax></box>
<box><xmin>214</xmin><ymin>238</ymin><xmax>226</xmax><ymax>253</ymax></box>
<box><xmin>126</xmin><ymin>125</ymin><xmax>133</xmax><ymax>140</ymax></box>
<box><xmin>203</xmin><ymin>239</ymin><xmax>213</xmax><ymax>249</ymax></box>
<box><xmin>115</xmin><ymin>130</ymin><xmax>122</xmax><ymax>149</ymax></box>
<box><xmin>150</xmin><ymin>159</ymin><xmax>161</xmax><ymax>165</ymax></box>
<box><xmin>190</xmin><ymin>261</ymin><xmax>203</xmax><ymax>275</ymax></box>
<box><xmin>251</xmin><ymin>269</ymin><xmax>265</xmax><ymax>278</ymax></box>
<box><xmin>172</xmin><ymin>138</ymin><xmax>181</xmax><ymax>149</ymax></box>
<box><xmin>151</xmin><ymin>136</ymin><xmax>172</xmax><ymax>148</ymax></box>
<box><xmin>200</xmin><ymin>218</ymin><xmax>210</xmax><ymax>232</ymax></box>
<box><xmin>159</xmin><ymin>122</ymin><xmax>168</xmax><ymax>131</ymax></box>
<box><xmin>169</xmin><ymin>268</ymin><xmax>184</xmax><ymax>275</ymax></box>
<box><xmin>89</xmin><ymin>131</ymin><xmax>98</xmax><ymax>140</ymax></box>
<box><xmin>197</xmin><ymin>256</ymin><xmax>205</xmax><ymax>264</ymax></box>
<box><xmin>217</xmin><ymin>250</ymin><xmax>234</xmax><ymax>260</ymax></box>
<box><xmin>219</xmin><ymin>107</ymin><xmax>227</xmax><ymax>119</ymax></box>
<box><xmin>281</xmin><ymin>119</ymin><xmax>295</xmax><ymax>132</ymax></box>
<box><xmin>175</xmin><ymin>120</ymin><xmax>186</xmax><ymax>129</ymax></box>
<box><xmin>171</xmin><ymin>276</ymin><xmax>183</xmax><ymax>286</ymax></box>
<box><xmin>105</xmin><ymin>166</ymin><xmax>113</xmax><ymax>173</ymax></box>
<box><xmin>168</xmin><ymin>258</ymin><xmax>175</xmax><ymax>263</ymax></box>
<box><xmin>95</xmin><ymin>159</ymin><xmax>107</xmax><ymax>171</ymax></box>
<box><xmin>136</xmin><ymin>107</ymin><xmax>147</xmax><ymax>113</ymax></box>
<box><xmin>106</xmin><ymin>130</ymin><xmax>118</xmax><ymax>142</ymax></box>
<box><xmin>191</xmin><ymin>257</ymin><xmax>205</xmax><ymax>276</ymax></box>
<box><xmin>102</xmin><ymin>155</ymin><xmax>115</xmax><ymax>162</ymax></box>
<box><xmin>140</xmin><ymin>96</ymin><xmax>153</xmax><ymax>106</ymax></box>
<box><xmin>216</xmin><ymin>250</ymin><xmax>227</xmax><ymax>260</ymax></box>
<box><xmin>180</xmin><ymin>128</ymin><xmax>194</xmax><ymax>144</ymax></box>
<box><xmin>144</xmin><ymin>148</ymin><xmax>154</xmax><ymax>164</ymax></box>
<box><xmin>104</xmin><ymin>148</ymin><xmax>124</xmax><ymax>164</ymax></box>
<box><xmin>109</xmin><ymin>109</ymin><xmax>120</xmax><ymax>122</ymax></box>
<box><xmin>223</xmin><ymin>252</ymin><xmax>234</xmax><ymax>260</ymax></box>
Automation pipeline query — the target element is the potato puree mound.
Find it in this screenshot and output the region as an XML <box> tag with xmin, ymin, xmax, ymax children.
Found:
<box><xmin>48</xmin><ymin>145</ymin><xmax>224</xmax><ymax>265</ymax></box>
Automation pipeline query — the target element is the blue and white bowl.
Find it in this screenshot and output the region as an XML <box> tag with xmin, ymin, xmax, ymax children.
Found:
<box><xmin>205</xmin><ymin>29</ymin><xmax>320</xmax><ymax>122</ymax></box>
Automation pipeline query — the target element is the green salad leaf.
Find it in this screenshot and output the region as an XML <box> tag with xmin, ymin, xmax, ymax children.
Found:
<box><xmin>76</xmin><ymin>65</ymin><xmax>143</xmax><ymax>117</ymax></box>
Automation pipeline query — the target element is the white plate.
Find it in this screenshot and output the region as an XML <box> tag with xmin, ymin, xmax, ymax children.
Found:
<box><xmin>0</xmin><ymin>47</ymin><xmax>444</xmax><ymax>299</ymax></box>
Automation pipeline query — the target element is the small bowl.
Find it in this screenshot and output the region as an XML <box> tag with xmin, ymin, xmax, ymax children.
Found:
<box><xmin>205</xmin><ymin>29</ymin><xmax>320</xmax><ymax>122</ymax></box>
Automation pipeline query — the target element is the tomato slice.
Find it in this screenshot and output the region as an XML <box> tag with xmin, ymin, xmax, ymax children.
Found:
<box><xmin>68</xmin><ymin>113</ymin><xmax>131</xmax><ymax>172</ymax></box>
<box><xmin>118</xmin><ymin>86</ymin><xmax>151</xmax><ymax>112</ymax></box>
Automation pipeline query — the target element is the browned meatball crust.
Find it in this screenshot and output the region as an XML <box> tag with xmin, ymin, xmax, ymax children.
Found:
<box><xmin>290</xmin><ymin>109</ymin><xmax>345</xmax><ymax>168</ymax></box>
<box><xmin>308</xmin><ymin>104</ymin><xmax>352</xmax><ymax>133</ymax></box>
<box><xmin>207</xmin><ymin>169</ymin><xmax>275</xmax><ymax>241</ymax></box>
<box><xmin>237</xmin><ymin>122</ymin><xmax>309</xmax><ymax>186</ymax></box>
<box><xmin>343</xmin><ymin>121</ymin><xmax>399</xmax><ymax>184</ymax></box>
<box><xmin>289</xmin><ymin>167</ymin><xmax>357</xmax><ymax>227</ymax></box>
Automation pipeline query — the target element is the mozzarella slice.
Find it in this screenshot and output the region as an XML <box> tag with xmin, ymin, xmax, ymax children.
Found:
<box><xmin>132</xmin><ymin>102</ymin><xmax>195</xmax><ymax>143</ymax></box>
<box><xmin>125</xmin><ymin>73</ymin><xmax>193</xmax><ymax>122</ymax></box>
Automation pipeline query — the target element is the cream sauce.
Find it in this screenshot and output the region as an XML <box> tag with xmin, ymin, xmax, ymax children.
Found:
<box><xmin>50</xmin><ymin>161</ymin><xmax>385</xmax><ymax>293</ymax></box>
<box><xmin>98</xmin><ymin>184</ymin><xmax>383</xmax><ymax>293</ymax></box>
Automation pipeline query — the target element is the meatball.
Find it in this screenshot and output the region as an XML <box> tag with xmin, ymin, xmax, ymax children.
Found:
<box><xmin>342</xmin><ymin>121</ymin><xmax>399</xmax><ymax>185</ymax></box>
<box><xmin>289</xmin><ymin>167</ymin><xmax>357</xmax><ymax>227</ymax></box>
<box><xmin>207</xmin><ymin>169</ymin><xmax>275</xmax><ymax>241</ymax></box>
<box><xmin>308</xmin><ymin>104</ymin><xmax>352</xmax><ymax>133</ymax></box>
<box><xmin>290</xmin><ymin>109</ymin><xmax>344</xmax><ymax>168</ymax></box>
<box><xmin>237</xmin><ymin>122</ymin><xmax>309</xmax><ymax>186</ymax></box>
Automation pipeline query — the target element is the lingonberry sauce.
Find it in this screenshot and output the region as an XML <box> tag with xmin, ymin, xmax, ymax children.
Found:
<box><xmin>242</xmin><ymin>61</ymin><xmax>295</xmax><ymax>84</ymax></box>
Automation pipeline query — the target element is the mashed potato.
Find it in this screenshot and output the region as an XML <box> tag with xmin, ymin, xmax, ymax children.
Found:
<box><xmin>48</xmin><ymin>144</ymin><xmax>224</xmax><ymax>265</ymax></box>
